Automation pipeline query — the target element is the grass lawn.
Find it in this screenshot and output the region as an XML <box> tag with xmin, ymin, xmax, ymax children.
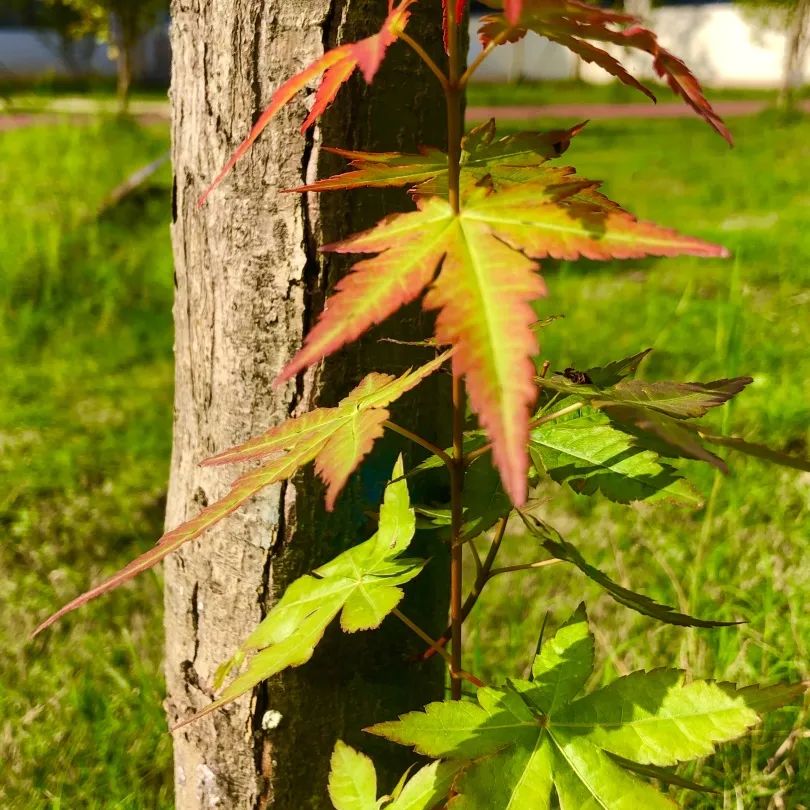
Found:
<box><xmin>1</xmin><ymin>106</ymin><xmax>807</xmax><ymax>807</ymax></box>
<box><xmin>0</xmin><ymin>118</ymin><xmax>175</xmax><ymax>809</ymax></box>
<box><xmin>466</xmin><ymin>78</ymin><xmax>810</xmax><ymax>108</ymax></box>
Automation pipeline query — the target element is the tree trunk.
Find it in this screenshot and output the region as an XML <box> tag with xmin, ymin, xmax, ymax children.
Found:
<box><xmin>116</xmin><ymin>41</ymin><xmax>132</xmax><ymax>114</ymax></box>
<box><xmin>166</xmin><ymin>1</ymin><xmax>452</xmax><ymax>808</ymax></box>
<box><xmin>779</xmin><ymin>0</ymin><xmax>810</xmax><ymax>111</ymax></box>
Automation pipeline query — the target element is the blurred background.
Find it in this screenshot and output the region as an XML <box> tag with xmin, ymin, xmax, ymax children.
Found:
<box><xmin>1</xmin><ymin>1</ymin><xmax>808</xmax><ymax>808</ymax></box>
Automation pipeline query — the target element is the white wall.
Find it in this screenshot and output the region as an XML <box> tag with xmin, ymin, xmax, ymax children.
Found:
<box><xmin>0</xmin><ymin>30</ymin><xmax>115</xmax><ymax>76</ymax></box>
<box><xmin>2</xmin><ymin>7</ymin><xmax>808</xmax><ymax>88</ymax></box>
<box><xmin>0</xmin><ymin>27</ymin><xmax>170</xmax><ymax>81</ymax></box>
<box><xmin>469</xmin><ymin>4</ymin><xmax>810</xmax><ymax>87</ymax></box>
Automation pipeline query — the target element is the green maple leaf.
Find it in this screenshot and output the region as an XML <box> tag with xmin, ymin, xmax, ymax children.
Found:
<box><xmin>368</xmin><ymin>606</ymin><xmax>804</xmax><ymax>809</ymax></box>
<box><xmin>327</xmin><ymin>740</ymin><xmax>463</xmax><ymax>810</ymax></box>
<box><xmin>33</xmin><ymin>355</ymin><xmax>448</xmax><ymax>636</ymax></box>
<box><xmin>520</xmin><ymin>514</ymin><xmax>736</xmax><ymax>628</ymax></box>
<box><xmin>277</xmin><ymin>181</ymin><xmax>726</xmax><ymax>506</ymax></box>
<box><xmin>293</xmin><ymin>119</ymin><xmax>586</xmax><ymax>195</ymax></box>
<box><xmin>530</xmin><ymin>412</ymin><xmax>702</xmax><ymax>506</ymax></box>
<box><xmin>173</xmin><ymin>457</ymin><xmax>424</xmax><ymax>728</ymax></box>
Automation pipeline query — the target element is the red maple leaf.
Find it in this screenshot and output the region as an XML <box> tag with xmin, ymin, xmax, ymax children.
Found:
<box><xmin>199</xmin><ymin>0</ymin><xmax>414</xmax><ymax>205</ymax></box>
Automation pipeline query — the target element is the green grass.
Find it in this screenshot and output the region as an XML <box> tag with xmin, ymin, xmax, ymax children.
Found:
<box><xmin>466</xmin><ymin>78</ymin><xmax>810</xmax><ymax>108</ymax></box>
<box><xmin>1</xmin><ymin>106</ymin><xmax>808</xmax><ymax>807</ymax></box>
<box><xmin>0</xmin><ymin>118</ymin><xmax>174</xmax><ymax>808</ymax></box>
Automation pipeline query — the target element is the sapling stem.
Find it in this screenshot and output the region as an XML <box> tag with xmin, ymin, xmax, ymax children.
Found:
<box><xmin>445</xmin><ymin>3</ymin><xmax>466</xmax><ymax>699</ymax></box>
<box><xmin>449</xmin><ymin>375</ymin><xmax>466</xmax><ymax>699</ymax></box>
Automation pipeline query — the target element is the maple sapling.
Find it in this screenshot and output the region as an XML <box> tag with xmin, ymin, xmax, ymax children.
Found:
<box><xmin>35</xmin><ymin>0</ymin><xmax>810</xmax><ymax>805</ymax></box>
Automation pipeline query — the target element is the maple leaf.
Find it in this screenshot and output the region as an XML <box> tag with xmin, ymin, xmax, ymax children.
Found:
<box><xmin>368</xmin><ymin>606</ymin><xmax>805</xmax><ymax>808</ymax></box>
<box><xmin>328</xmin><ymin>740</ymin><xmax>463</xmax><ymax>810</ymax></box>
<box><xmin>199</xmin><ymin>0</ymin><xmax>414</xmax><ymax>204</ymax></box>
<box><xmin>172</xmin><ymin>457</ymin><xmax>426</xmax><ymax>728</ymax></box>
<box><xmin>530</xmin><ymin>412</ymin><xmax>703</xmax><ymax>506</ymax></box>
<box><xmin>277</xmin><ymin>179</ymin><xmax>726</xmax><ymax>504</ymax></box>
<box><xmin>478</xmin><ymin>0</ymin><xmax>732</xmax><ymax>144</ymax></box>
<box><xmin>519</xmin><ymin>514</ymin><xmax>737</xmax><ymax>627</ymax></box>
<box><xmin>290</xmin><ymin>119</ymin><xmax>586</xmax><ymax>194</ymax></box>
<box><xmin>32</xmin><ymin>354</ymin><xmax>449</xmax><ymax>637</ymax></box>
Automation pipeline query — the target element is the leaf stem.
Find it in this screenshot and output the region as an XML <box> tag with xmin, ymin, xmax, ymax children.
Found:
<box><xmin>465</xmin><ymin>400</ymin><xmax>584</xmax><ymax>465</ymax></box>
<box><xmin>384</xmin><ymin>420</ymin><xmax>453</xmax><ymax>470</ymax></box>
<box><xmin>399</xmin><ymin>31</ymin><xmax>450</xmax><ymax>91</ymax></box>
<box><xmin>392</xmin><ymin>607</ymin><xmax>483</xmax><ymax>687</ymax></box>
<box><xmin>458</xmin><ymin>28</ymin><xmax>514</xmax><ymax>87</ymax></box>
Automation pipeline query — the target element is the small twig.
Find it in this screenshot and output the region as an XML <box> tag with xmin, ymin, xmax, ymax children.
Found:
<box><xmin>540</xmin><ymin>360</ymin><xmax>551</xmax><ymax>378</ymax></box>
<box><xmin>384</xmin><ymin>420</ymin><xmax>453</xmax><ymax>470</ymax></box>
<box><xmin>393</xmin><ymin>608</ymin><xmax>484</xmax><ymax>687</ymax></box>
<box><xmin>399</xmin><ymin>31</ymin><xmax>449</xmax><ymax>91</ymax></box>
<box><xmin>465</xmin><ymin>401</ymin><xmax>584</xmax><ymax>465</ymax></box>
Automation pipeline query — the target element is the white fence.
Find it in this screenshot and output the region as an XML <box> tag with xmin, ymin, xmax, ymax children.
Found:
<box><xmin>469</xmin><ymin>4</ymin><xmax>808</xmax><ymax>87</ymax></box>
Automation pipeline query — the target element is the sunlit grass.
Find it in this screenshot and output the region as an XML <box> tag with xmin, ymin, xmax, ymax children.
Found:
<box><xmin>0</xmin><ymin>118</ymin><xmax>174</xmax><ymax>809</ymax></box>
<box><xmin>1</xmin><ymin>107</ymin><xmax>807</xmax><ymax>807</ymax></box>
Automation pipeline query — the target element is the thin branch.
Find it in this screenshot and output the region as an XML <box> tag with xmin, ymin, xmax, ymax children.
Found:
<box><xmin>465</xmin><ymin>401</ymin><xmax>585</xmax><ymax>465</ymax></box>
<box><xmin>384</xmin><ymin>420</ymin><xmax>453</xmax><ymax>470</ymax></box>
<box><xmin>393</xmin><ymin>608</ymin><xmax>484</xmax><ymax>688</ymax></box>
<box><xmin>422</xmin><ymin>515</ymin><xmax>509</xmax><ymax>661</ymax></box>
<box><xmin>459</xmin><ymin>29</ymin><xmax>514</xmax><ymax>87</ymax></box>
<box><xmin>468</xmin><ymin>538</ymin><xmax>483</xmax><ymax>579</ymax></box>
<box><xmin>399</xmin><ymin>31</ymin><xmax>449</xmax><ymax>91</ymax></box>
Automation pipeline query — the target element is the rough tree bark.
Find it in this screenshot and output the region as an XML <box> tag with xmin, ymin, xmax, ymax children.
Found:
<box><xmin>166</xmin><ymin>1</ymin><xmax>453</xmax><ymax>808</ymax></box>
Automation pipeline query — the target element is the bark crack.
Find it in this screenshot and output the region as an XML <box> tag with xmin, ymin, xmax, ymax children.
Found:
<box><xmin>191</xmin><ymin>582</ymin><xmax>200</xmax><ymax>663</ymax></box>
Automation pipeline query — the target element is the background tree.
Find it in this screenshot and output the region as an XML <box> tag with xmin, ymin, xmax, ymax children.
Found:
<box><xmin>165</xmin><ymin>0</ymin><xmax>451</xmax><ymax>806</ymax></box>
<box><xmin>739</xmin><ymin>0</ymin><xmax>810</xmax><ymax>108</ymax></box>
<box><xmin>3</xmin><ymin>0</ymin><xmax>95</xmax><ymax>77</ymax></box>
<box><xmin>46</xmin><ymin>0</ymin><xmax>167</xmax><ymax>110</ymax></box>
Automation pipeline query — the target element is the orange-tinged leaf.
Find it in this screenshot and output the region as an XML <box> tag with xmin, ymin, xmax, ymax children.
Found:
<box><xmin>289</xmin><ymin>120</ymin><xmax>586</xmax><ymax>196</ymax></box>
<box><xmin>316</xmin><ymin>409</ymin><xmax>390</xmax><ymax>510</ymax></box>
<box><xmin>463</xmin><ymin>179</ymin><xmax>729</xmax><ymax>261</ymax></box>
<box><xmin>202</xmin><ymin>407</ymin><xmax>345</xmax><ymax>466</ymax></box>
<box><xmin>199</xmin><ymin>0</ymin><xmax>414</xmax><ymax>205</ymax></box>
<box><xmin>478</xmin><ymin>0</ymin><xmax>731</xmax><ymax>143</ymax></box>
<box><xmin>31</xmin><ymin>443</ymin><xmax>318</xmax><ymax>638</ymax></box>
<box><xmin>277</xmin><ymin>200</ymin><xmax>454</xmax><ymax>383</ymax></box>
<box><xmin>278</xmin><ymin>173</ymin><xmax>727</xmax><ymax>503</ymax></box>
<box><xmin>34</xmin><ymin>355</ymin><xmax>449</xmax><ymax>635</ymax></box>
<box><xmin>543</xmin><ymin>32</ymin><xmax>655</xmax><ymax>102</ymax></box>
<box><xmin>290</xmin><ymin>148</ymin><xmax>447</xmax><ymax>193</ymax></box>
<box><xmin>425</xmin><ymin>219</ymin><xmax>544</xmax><ymax>504</ymax></box>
